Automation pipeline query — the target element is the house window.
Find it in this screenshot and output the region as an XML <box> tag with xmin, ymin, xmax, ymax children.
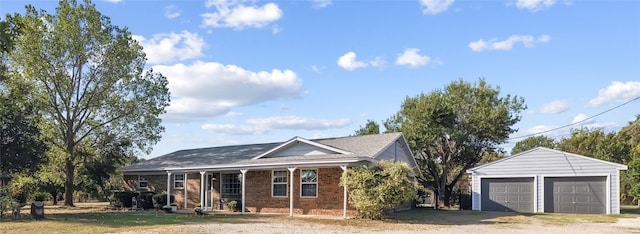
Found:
<box><xmin>138</xmin><ymin>176</ymin><xmax>148</xmax><ymax>189</ymax></box>
<box><xmin>272</xmin><ymin>170</ymin><xmax>288</xmax><ymax>197</ymax></box>
<box><xmin>221</xmin><ymin>173</ymin><xmax>241</xmax><ymax>195</ymax></box>
<box><xmin>174</xmin><ymin>174</ymin><xmax>184</xmax><ymax>189</ymax></box>
<box><xmin>301</xmin><ymin>169</ymin><xmax>317</xmax><ymax>197</ymax></box>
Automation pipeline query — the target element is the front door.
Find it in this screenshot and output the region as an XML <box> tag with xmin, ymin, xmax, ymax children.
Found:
<box><xmin>206</xmin><ymin>174</ymin><xmax>213</xmax><ymax>210</ymax></box>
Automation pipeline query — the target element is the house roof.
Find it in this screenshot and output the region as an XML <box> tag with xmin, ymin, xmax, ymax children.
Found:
<box><xmin>121</xmin><ymin>132</ymin><xmax>405</xmax><ymax>173</ymax></box>
<box><xmin>467</xmin><ymin>147</ymin><xmax>628</xmax><ymax>173</ymax></box>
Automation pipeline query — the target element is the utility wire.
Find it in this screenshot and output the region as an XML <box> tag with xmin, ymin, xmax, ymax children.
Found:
<box><xmin>509</xmin><ymin>95</ymin><xmax>640</xmax><ymax>141</ymax></box>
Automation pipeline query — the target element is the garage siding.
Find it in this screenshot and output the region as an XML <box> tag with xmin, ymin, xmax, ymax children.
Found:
<box><xmin>469</xmin><ymin>148</ymin><xmax>626</xmax><ymax>214</ymax></box>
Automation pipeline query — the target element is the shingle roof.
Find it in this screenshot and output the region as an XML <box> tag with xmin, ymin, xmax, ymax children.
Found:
<box><xmin>121</xmin><ymin>132</ymin><xmax>403</xmax><ymax>172</ymax></box>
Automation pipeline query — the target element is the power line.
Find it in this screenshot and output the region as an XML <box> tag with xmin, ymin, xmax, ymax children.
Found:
<box><xmin>509</xmin><ymin>96</ymin><xmax>640</xmax><ymax>141</ymax></box>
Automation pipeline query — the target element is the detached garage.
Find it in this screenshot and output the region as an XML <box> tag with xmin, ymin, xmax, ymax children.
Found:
<box><xmin>467</xmin><ymin>147</ymin><xmax>627</xmax><ymax>214</ymax></box>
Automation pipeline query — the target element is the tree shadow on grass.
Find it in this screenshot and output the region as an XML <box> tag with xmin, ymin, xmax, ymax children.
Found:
<box><xmin>5</xmin><ymin>210</ymin><xmax>273</xmax><ymax>228</ymax></box>
<box><xmin>385</xmin><ymin>207</ymin><xmax>538</xmax><ymax>226</ymax></box>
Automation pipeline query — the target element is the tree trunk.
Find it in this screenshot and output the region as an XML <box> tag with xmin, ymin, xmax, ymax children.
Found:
<box><xmin>443</xmin><ymin>187</ymin><xmax>452</xmax><ymax>207</ymax></box>
<box><xmin>64</xmin><ymin>158</ymin><xmax>75</xmax><ymax>207</ymax></box>
<box><xmin>51</xmin><ymin>191</ymin><xmax>58</xmax><ymax>205</ymax></box>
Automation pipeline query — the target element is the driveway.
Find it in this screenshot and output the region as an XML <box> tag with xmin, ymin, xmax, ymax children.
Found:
<box><xmin>116</xmin><ymin>216</ymin><xmax>640</xmax><ymax>234</ymax></box>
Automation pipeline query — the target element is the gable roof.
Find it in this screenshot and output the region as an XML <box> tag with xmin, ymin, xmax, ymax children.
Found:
<box><xmin>467</xmin><ymin>147</ymin><xmax>628</xmax><ymax>173</ymax></box>
<box><xmin>252</xmin><ymin>136</ymin><xmax>352</xmax><ymax>159</ymax></box>
<box><xmin>121</xmin><ymin>132</ymin><xmax>407</xmax><ymax>173</ymax></box>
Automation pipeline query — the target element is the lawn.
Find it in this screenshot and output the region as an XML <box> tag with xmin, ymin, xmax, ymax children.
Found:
<box><xmin>1</xmin><ymin>203</ymin><xmax>638</xmax><ymax>233</ymax></box>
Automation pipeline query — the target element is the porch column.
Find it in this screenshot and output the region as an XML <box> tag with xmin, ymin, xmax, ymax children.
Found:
<box><xmin>340</xmin><ymin>165</ymin><xmax>348</xmax><ymax>219</ymax></box>
<box><xmin>240</xmin><ymin>169</ymin><xmax>248</xmax><ymax>215</ymax></box>
<box><xmin>200</xmin><ymin>171</ymin><xmax>205</xmax><ymax>209</ymax></box>
<box><xmin>288</xmin><ymin>167</ymin><xmax>297</xmax><ymax>217</ymax></box>
<box><xmin>166</xmin><ymin>172</ymin><xmax>172</xmax><ymax>206</ymax></box>
<box><xmin>184</xmin><ymin>173</ymin><xmax>188</xmax><ymax>208</ymax></box>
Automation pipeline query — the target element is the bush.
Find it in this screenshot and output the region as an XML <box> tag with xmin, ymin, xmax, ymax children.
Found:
<box><xmin>74</xmin><ymin>191</ymin><xmax>89</xmax><ymax>202</ymax></box>
<box><xmin>340</xmin><ymin>160</ymin><xmax>424</xmax><ymax>219</ymax></box>
<box><xmin>152</xmin><ymin>193</ymin><xmax>175</xmax><ymax>210</ymax></box>
<box><xmin>111</xmin><ymin>191</ymin><xmax>139</xmax><ymax>208</ymax></box>
<box><xmin>136</xmin><ymin>191</ymin><xmax>155</xmax><ymax>209</ymax></box>
<box><xmin>32</xmin><ymin>192</ymin><xmax>51</xmax><ymax>202</ymax></box>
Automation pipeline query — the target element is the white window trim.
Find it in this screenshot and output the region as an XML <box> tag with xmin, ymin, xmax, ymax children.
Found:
<box><xmin>174</xmin><ymin>174</ymin><xmax>185</xmax><ymax>189</ymax></box>
<box><xmin>300</xmin><ymin>168</ymin><xmax>318</xmax><ymax>198</ymax></box>
<box><xmin>138</xmin><ymin>175</ymin><xmax>148</xmax><ymax>189</ymax></box>
<box><xmin>272</xmin><ymin>170</ymin><xmax>288</xmax><ymax>198</ymax></box>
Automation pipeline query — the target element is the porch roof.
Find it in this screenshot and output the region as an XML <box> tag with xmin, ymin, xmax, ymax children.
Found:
<box><xmin>121</xmin><ymin>132</ymin><xmax>403</xmax><ymax>173</ymax></box>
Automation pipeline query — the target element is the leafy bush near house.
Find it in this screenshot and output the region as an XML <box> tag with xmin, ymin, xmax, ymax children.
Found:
<box><xmin>152</xmin><ymin>193</ymin><xmax>175</xmax><ymax>210</ymax></box>
<box><xmin>111</xmin><ymin>191</ymin><xmax>139</xmax><ymax>208</ymax></box>
<box><xmin>32</xmin><ymin>191</ymin><xmax>51</xmax><ymax>202</ymax></box>
<box><xmin>340</xmin><ymin>160</ymin><xmax>424</xmax><ymax>220</ymax></box>
<box><xmin>136</xmin><ymin>191</ymin><xmax>155</xmax><ymax>209</ymax></box>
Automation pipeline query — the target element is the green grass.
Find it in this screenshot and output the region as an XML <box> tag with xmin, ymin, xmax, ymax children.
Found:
<box><xmin>1</xmin><ymin>205</ymin><xmax>264</xmax><ymax>233</ymax></box>
<box><xmin>2</xmin><ymin>203</ymin><xmax>639</xmax><ymax>233</ymax></box>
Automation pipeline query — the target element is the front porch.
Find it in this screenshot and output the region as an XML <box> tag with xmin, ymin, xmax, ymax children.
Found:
<box><xmin>157</xmin><ymin>165</ymin><xmax>353</xmax><ymax>218</ymax></box>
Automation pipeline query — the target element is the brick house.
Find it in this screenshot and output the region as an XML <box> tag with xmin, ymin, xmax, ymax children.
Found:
<box><xmin>121</xmin><ymin>132</ymin><xmax>420</xmax><ymax>217</ymax></box>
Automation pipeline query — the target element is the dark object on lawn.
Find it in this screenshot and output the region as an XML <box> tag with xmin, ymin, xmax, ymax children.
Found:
<box><xmin>31</xmin><ymin>201</ymin><xmax>45</xmax><ymax>220</ymax></box>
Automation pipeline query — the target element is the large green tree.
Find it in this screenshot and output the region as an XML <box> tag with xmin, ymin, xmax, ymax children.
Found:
<box><xmin>387</xmin><ymin>78</ymin><xmax>526</xmax><ymax>207</ymax></box>
<box><xmin>511</xmin><ymin>135</ymin><xmax>557</xmax><ymax>155</ymax></box>
<box><xmin>6</xmin><ymin>0</ymin><xmax>170</xmax><ymax>206</ymax></box>
<box><xmin>353</xmin><ymin>119</ymin><xmax>381</xmax><ymax>136</ymax></box>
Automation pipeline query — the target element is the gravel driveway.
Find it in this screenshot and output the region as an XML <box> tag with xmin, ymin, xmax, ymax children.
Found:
<box><xmin>117</xmin><ymin>216</ymin><xmax>640</xmax><ymax>234</ymax></box>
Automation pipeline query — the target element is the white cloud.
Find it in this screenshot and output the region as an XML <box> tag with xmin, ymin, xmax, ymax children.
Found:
<box><xmin>420</xmin><ymin>0</ymin><xmax>455</xmax><ymax>15</ymax></box>
<box><xmin>202</xmin><ymin>0</ymin><xmax>283</xmax><ymax>30</ymax></box>
<box><xmin>104</xmin><ymin>0</ymin><xmax>123</xmax><ymax>3</ymax></box>
<box><xmin>153</xmin><ymin>61</ymin><xmax>302</xmax><ymax>121</ymax></box>
<box><xmin>538</xmin><ymin>100</ymin><xmax>569</xmax><ymax>114</ymax></box>
<box><xmin>516</xmin><ymin>0</ymin><xmax>556</xmax><ymax>11</ymax></box>
<box><xmin>201</xmin><ymin>116</ymin><xmax>352</xmax><ymax>135</ymax></box>
<box><xmin>271</xmin><ymin>24</ymin><xmax>283</xmax><ymax>34</ymax></box>
<box><xmin>201</xmin><ymin>124</ymin><xmax>267</xmax><ymax>135</ymax></box>
<box><xmin>572</xmin><ymin>113</ymin><xmax>594</xmax><ymax>125</ymax></box>
<box><xmin>469</xmin><ymin>34</ymin><xmax>550</xmax><ymax>52</ymax></box>
<box><xmin>312</xmin><ymin>0</ymin><xmax>332</xmax><ymax>9</ymax></box>
<box><xmin>165</xmin><ymin>5</ymin><xmax>182</xmax><ymax>19</ymax></box>
<box><xmin>133</xmin><ymin>31</ymin><xmax>206</xmax><ymax>64</ymax></box>
<box><xmin>395</xmin><ymin>48</ymin><xmax>431</xmax><ymax>67</ymax></box>
<box><xmin>247</xmin><ymin>116</ymin><xmax>352</xmax><ymax>130</ymax></box>
<box><xmin>337</xmin><ymin>51</ymin><xmax>384</xmax><ymax>71</ymax></box>
<box><xmin>588</xmin><ymin>81</ymin><xmax>640</xmax><ymax>107</ymax></box>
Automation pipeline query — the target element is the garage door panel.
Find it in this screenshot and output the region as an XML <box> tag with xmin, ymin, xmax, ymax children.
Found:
<box><xmin>481</xmin><ymin>178</ymin><xmax>534</xmax><ymax>212</ymax></box>
<box><xmin>544</xmin><ymin>177</ymin><xmax>606</xmax><ymax>214</ymax></box>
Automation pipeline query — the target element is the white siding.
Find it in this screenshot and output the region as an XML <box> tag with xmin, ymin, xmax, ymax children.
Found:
<box><xmin>268</xmin><ymin>143</ymin><xmax>336</xmax><ymax>157</ymax></box>
<box><xmin>469</xmin><ymin>148</ymin><xmax>626</xmax><ymax>214</ymax></box>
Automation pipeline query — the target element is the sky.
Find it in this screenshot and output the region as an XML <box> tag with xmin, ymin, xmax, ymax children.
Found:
<box><xmin>1</xmin><ymin>0</ymin><xmax>639</xmax><ymax>159</ymax></box>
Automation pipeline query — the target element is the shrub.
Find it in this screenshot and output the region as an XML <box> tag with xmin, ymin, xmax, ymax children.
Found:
<box><xmin>152</xmin><ymin>193</ymin><xmax>175</xmax><ymax>210</ymax></box>
<box><xmin>111</xmin><ymin>191</ymin><xmax>139</xmax><ymax>208</ymax></box>
<box><xmin>340</xmin><ymin>160</ymin><xmax>424</xmax><ymax>219</ymax></box>
<box><xmin>32</xmin><ymin>192</ymin><xmax>51</xmax><ymax>202</ymax></box>
<box><xmin>136</xmin><ymin>191</ymin><xmax>155</xmax><ymax>209</ymax></box>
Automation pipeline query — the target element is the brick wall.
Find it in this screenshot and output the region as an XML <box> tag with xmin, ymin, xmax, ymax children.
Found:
<box><xmin>123</xmin><ymin>167</ymin><xmax>359</xmax><ymax>216</ymax></box>
<box><xmin>123</xmin><ymin>173</ymin><xmax>202</xmax><ymax>208</ymax></box>
<box><xmin>244</xmin><ymin>167</ymin><xmax>356</xmax><ymax>216</ymax></box>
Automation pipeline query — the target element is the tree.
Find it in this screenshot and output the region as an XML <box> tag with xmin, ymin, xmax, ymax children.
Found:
<box><xmin>387</xmin><ymin>78</ymin><xmax>526</xmax><ymax>207</ymax></box>
<box><xmin>511</xmin><ymin>135</ymin><xmax>557</xmax><ymax>155</ymax></box>
<box><xmin>6</xmin><ymin>0</ymin><xmax>170</xmax><ymax>206</ymax></box>
<box><xmin>353</xmin><ymin>119</ymin><xmax>380</xmax><ymax>136</ymax></box>
<box><xmin>340</xmin><ymin>160</ymin><xmax>422</xmax><ymax>219</ymax></box>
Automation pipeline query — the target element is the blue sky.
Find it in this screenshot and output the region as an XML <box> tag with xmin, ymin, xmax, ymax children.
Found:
<box><xmin>2</xmin><ymin>0</ymin><xmax>639</xmax><ymax>158</ymax></box>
